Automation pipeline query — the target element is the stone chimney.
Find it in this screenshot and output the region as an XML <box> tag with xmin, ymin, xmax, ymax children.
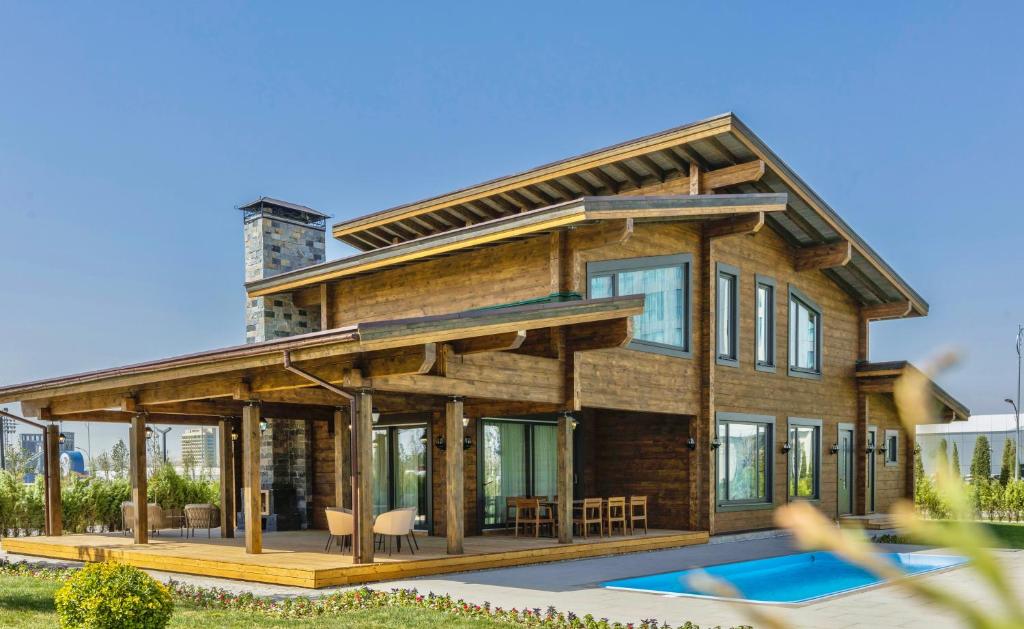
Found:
<box><xmin>240</xmin><ymin>197</ymin><xmax>329</xmax><ymax>530</ymax></box>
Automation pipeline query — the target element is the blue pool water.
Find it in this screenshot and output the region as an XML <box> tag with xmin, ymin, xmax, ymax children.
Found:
<box><xmin>601</xmin><ymin>552</ymin><xmax>966</xmax><ymax>604</ymax></box>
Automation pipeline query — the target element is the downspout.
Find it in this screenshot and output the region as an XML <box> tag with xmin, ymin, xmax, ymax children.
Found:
<box><xmin>0</xmin><ymin>409</ymin><xmax>49</xmax><ymax>535</ymax></box>
<box><xmin>281</xmin><ymin>351</ymin><xmax>363</xmax><ymax>561</ymax></box>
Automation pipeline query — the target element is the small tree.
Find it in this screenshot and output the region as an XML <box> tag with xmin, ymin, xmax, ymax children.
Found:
<box><xmin>950</xmin><ymin>442</ymin><xmax>961</xmax><ymax>478</ymax></box>
<box><xmin>181</xmin><ymin>451</ymin><xmax>197</xmax><ymax>480</ymax></box>
<box><xmin>1000</xmin><ymin>438</ymin><xmax>1017</xmax><ymax>485</ymax></box>
<box><xmin>935</xmin><ymin>438</ymin><xmax>949</xmax><ymax>474</ymax></box>
<box><xmin>95</xmin><ymin>452</ymin><xmax>112</xmax><ymax>479</ymax></box>
<box><xmin>110</xmin><ymin>439</ymin><xmax>128</xmax><ymax>478</ymax></box>
<box><xmin>913</xmin><ymin>443</ymin><xmax>925</xmax><ymax>481</ymax></box>
<box><xmin>971</xmin><ymin>435</ymin><xmax>992</xmax><ymax>481</ymax></box>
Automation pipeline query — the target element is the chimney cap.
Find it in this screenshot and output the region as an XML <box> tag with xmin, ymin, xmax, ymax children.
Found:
<box><xmin>238</xmin><ymin>197</ymin><xmax>330</xmax><ymax>228</ymax></box>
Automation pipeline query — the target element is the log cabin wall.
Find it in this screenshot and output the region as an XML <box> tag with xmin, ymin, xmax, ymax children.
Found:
<box><xmin>867</xmin><ymin>393</ymin><xmax>911</xmax><ymax>513</ymax></box>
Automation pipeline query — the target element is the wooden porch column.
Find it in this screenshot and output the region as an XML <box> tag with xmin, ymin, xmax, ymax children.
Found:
<box><xmin>854</xmin><ymin>392</ymin><xmax>869</xmax><ymax>515</ymax></box>
<box><xmin>129</xmin><ymin>413</ymin><xmax>148</xmax><ymax>544</ymax></box>
<box><xmin>242</xmin><ymin>402</ymin><xmax>262</xmax><ymax>554</ymax></box>
<box><xmin>44</xmin><ymin>425</ymin><xmax>62</xmax><ymax>536</ymax></box>
<box><xmin>445</xmin><ymin>396</ymin><xmax>464</xmax><ymax>555</ymax></box>
<box><xmin>333</xmin><ymin>407</ymin><xmax>351</xmax><ymax>509</ymax></box>
<box><xmin>556</xmin><ymin>413</ymin><xmax>574</xmax><ymax>544</ymax></box>
<box><xmin>353</xmin><ymin>390</ymin><xmax>374</xmax><ymax>563</ymax></box>
<box><xmin>218</xmin><ymin>419</ymin><xmax>235</xmax><ymax>538</ymax></box>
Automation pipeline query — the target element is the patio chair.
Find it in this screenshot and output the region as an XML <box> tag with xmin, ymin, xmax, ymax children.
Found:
<box><xmin>147</xmin><ymin>503</ymin><xmax>168</xmax><ymax>536</ymax></box>
<box><xmin>121</xmin><ymin>501</ymin><xmax>135</xmax><ymax>535</ymax></box>
<box><xmin>514</xmin><ymin>497</ymin><xmax>554</xmax><ymax>538</ymax></box>
<box><xmin>400</xmin><ymin>506</ymin><xmax>420</xmax><ymax>550</ymax></box>
<box><xmin>184</xmin><ymin>503</ymin><xmax>220</xmax><ymax>538</ymax></box>
<box><xmin>504</xmin><ymin>496</ymin><xmax>520</xmax><ymax>530</ymax></box>
<box><xmin>573</xmin><ymin>498</ymin><xmax>604</xmax><ymax>538</ymax></box>
<box><xmin>324</xmin><ymin>508</ymin><xmax>353</xmax><ymax>553</ymax></box>
<box><xmin>628</xmin><ymin>496</ymin><xmax>648</xmax><ymax>535</ymax></box>
<box><xmin>605</xmin><ymin>496</ymin><xmax>627</xmax><ymax>536</ymax></box>
<box><xmin>373</xmin><ymin>508</ymin><xmax>416</xmax><ymax>556</ymax></box>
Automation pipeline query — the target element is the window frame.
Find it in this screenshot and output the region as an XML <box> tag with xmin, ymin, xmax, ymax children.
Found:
<box><xmin>885</xmin><ymin>429</ymin><xmax>900</xmax><ymax>467</ymax></box>
<box><xmin>787</xmin><ymin>417</ymin><xmax>822</xmax><ymax>501</ymax></box>
<box><xmin>754</xmin><ymin>274</ymin><xmax>776</xmax><ymax>372</ymax></box>
<box><xmin>715</xmin><ymin>412</ymin><xmax>775</xmax><ymax>511</ymax></box>
<box><xmin>715</xmin><ymin>262</ymin><xmax>740</xmax><ymax>367</ymax></box>
<box><xmin>587</xmin><ymin>254</ymin><xmax>693</xmax><ymax>358</ymax></box>
<box><xmin>787</xmin><ymin>285</ymin><xmax>823</xmax><ymax>379</ymax></box>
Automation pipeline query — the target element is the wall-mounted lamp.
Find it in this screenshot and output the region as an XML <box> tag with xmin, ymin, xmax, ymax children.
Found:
<box><xmin>420</xmin><ymin>433</ymin><xmax>428</xmax><ymax>446</ymax></box>
<box><xmin>144</xmin><ymin>426</ymin><xmax>153</xmax><ymax>440</ymax></box>
<box><xmin>231</xmin><ymin>429</ymin><xmax>239</xmax><ymax>442</ymax></box>
<box><xmin>371</xmin><ymin>407</ymin><xmax>381</xmax><ymax>424</ymax></box>
<box><xmin>58</xmin><ymin>432</ymin><xmax>67</xmax><ymax>445</ymax></box>
<box><xmin>259</xmin><ymin>419</ymin><xmax>269</xmax><ymax>433</ymax></box>
<box><xmin>781</xmin><ymin>441</ymin><xmax>792</xmax><ymax>454</ymax></box>
<box><xmin>463</xmin><ymin>436</ymin><xmax>473</xmax><ymax>450</ymax></box>
<box><xmin>710</xmin><ymin>436</ymin><xmax>722</xmax><ymax>450</ymax></box>
<box><xmin>435</xmin><ymin>436</ymin><xmax>447</xmax><ymax>451</ymax></box>
<box><xmin>865</xmin><ymin>446</ymin><xmax>874</xmax><ymax>454</ymax></box>
<box><xmin>686</xmin><ymin>436</ymin><xmax>697</xmax><ymax>451</ymax></box>
<box><xmin>877</xmin><ymin>444</ymin><xmax>888</xmax><ymax>456</ymax></box>
<box><xmin>462</xmin><ymin>416</ymin><xmax>470</xmax><ymax>429</ymax></box>
<box><xmin>830</xmin><ymin>442</ymin><xmax>840</xmax><ymax>455</ymax></box>
<box><xmin>562</xmin><ymin>411</ymin><xmax>578</xmax><ymax>431</ymax></box>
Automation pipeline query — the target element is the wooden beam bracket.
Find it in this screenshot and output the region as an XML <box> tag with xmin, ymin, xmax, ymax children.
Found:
<box><xmin>794</xmin><ymin>240</ymin><xmax>852</xmax><ymax>272</ymax></box>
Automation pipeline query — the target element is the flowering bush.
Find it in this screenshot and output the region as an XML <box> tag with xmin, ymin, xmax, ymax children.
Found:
<box><xmin>54</xmin><ymin>562</ymin><xmax>173</xmax><ymax>629</ymax></box>
<box><xmin>2</xmin><ymin>559</ymin><xmax>750</xmax><ymax>629</ymax></box>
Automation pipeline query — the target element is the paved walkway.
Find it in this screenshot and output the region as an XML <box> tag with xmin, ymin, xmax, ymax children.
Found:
<box><xmin>4</xmin><ymin>534</ymin><xmax>1018</xmax><ymax>628</ymax></box>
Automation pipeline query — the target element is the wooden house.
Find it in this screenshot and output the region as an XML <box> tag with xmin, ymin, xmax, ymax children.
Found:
<box><xmin>0</xmin><ymin>113</ymin><xmax>969</xmax><ymax>584</ymax></box>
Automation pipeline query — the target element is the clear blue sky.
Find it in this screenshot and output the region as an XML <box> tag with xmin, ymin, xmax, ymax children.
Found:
<box><xmin>1</xmin><ymin>2</ymin><xmax>1022</xmax><ymax>461</ymax></box>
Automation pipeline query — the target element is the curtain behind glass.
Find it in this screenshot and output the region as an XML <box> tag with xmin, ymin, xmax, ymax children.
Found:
<box><xmin>756</xmin><ymin>284</ymin><xmax>770</xmax><ymax>363</ymax></box>
<box><xmin>717</xmin><ymin>274</ymin><xmax>734</xmax><ymax>357</ymax></box>
<box><xmin>619</xmin><ymin>266</ymin><xmax>684</xmax><ymax>347</ymax></box>
<box><xmin>372</xmin><ymin>429</ymin><xmax>390</xmax><ymax>516</ymax></box>
<box><xmin>393</xmin><ymin>427</ymin><xmax>427</xmax><ymax>528</ymax></box>
<box><xmin>532</xmin><ymin>424</ymin><xmax>557</xmax><ymax>499</ymax></box>
<box><xmin>481</xmin><ymin>421</ymin><xmax>527</xmax><ymax>526</ymax></box>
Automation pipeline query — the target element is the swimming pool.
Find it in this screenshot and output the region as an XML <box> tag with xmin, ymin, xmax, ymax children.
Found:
<box><xmin>601</xmin><ymin>552</ymin><xmax>966</xmax><ymax>604</ymax></box>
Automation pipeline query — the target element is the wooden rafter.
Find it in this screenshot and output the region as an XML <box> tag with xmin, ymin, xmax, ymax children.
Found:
<box><xmin>861</xmin><ymin>301</ymin><xmax>913</xmax><ymax>320</ymax></box>
<box><xmin>611</xmin><ymin>162</ymin><xmax>643</xmax><ymax>188</ymax></box>
<box><xmin>636</xmin><ymin>155</ymin><xmax>667</xmax><ymax>181</ymax></box>
<box><xmin>794</xmin><ymin>241</ymin><xmax>852</xmax><ymax>272</ymax></box>
<box><xmin>704</xmin><ymin>212</ymin><xmax>766</xmax><ymax>239</ymax></box>
<box><xmin>567</xmin><ymin>173</ymin><xmax>599</xmax><ymax>195</ymax></box>
<box><xmin>588</xmin><ymin>167</ymin><xmax>622</xmax><ymax>193</ymax></box>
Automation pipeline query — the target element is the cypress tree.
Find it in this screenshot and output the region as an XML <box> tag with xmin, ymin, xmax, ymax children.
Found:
<box><xmin>951</xmin><ymin>442</ymin><xmax>961</xmax><ymax>478</ymax></box>
<box><xmin>971</xmin><ymin>435</ymin><xmax>992</xmax><ymax>481</ymax></box>
<box><xmin>1000</xmin><ymin>438</ymin><xmax>1017</xmax><ymax>485</ymax></box>
<box><xmin>935</xmin><ymin>438</ymin><xmax>949</xmax><ymax>473</ymax></box>
<box><xmin>913</xmin><ymin>443</ymin><xmax>925</xmax><ymax>481</ymax></box>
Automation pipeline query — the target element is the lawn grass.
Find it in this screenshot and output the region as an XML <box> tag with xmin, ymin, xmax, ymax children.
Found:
<box><xmin>981</xmin><ymin>521</ymin><xmax>1024</xmax><ymax>549</ymax></box>
<box><xmin>0</xmin><ymin>574</ymin><xmax>509</xmax><ymax>629</ymax></box>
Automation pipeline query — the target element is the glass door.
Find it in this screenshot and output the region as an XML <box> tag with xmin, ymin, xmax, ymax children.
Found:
<box><xmin>838</xmin><ymin>428</ymin><xmax>854</xmax><ymax>515</ymax></box>
<box><xmin>867</xmin><ymin>428</ymin><xmax>877</xmax><ymax>513</ymax></box>
<box><xmin>479</xmin><ymin>419</ymin><xmax>557</xmax><ymax>528</ymax></box>
<box><xmin>372</xmin><ymin>425</ymin><xmax>430</xmax><ymax>530</ymax></box>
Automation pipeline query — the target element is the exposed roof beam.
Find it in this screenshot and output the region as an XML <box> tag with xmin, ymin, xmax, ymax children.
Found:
<box><xmin>676</xmin><ymin>145</ymin><xmax>713</xmax><ymax>171</ymax></box>
<box><xmin>705</xmin><ymin>212</ymin><xmax>766</xmax><ymax>239</ymax></box>
<box><xmin>660</xmin><ymin>148</ymin><xmax>691</xmax><ymax>173</ymax></box>
<box><xmin>845</xmin><ymin>263</ymin><xmax>895</xmax><ymax>304</ymax></box>
<box><xmin>611</xmin><ymin>162</ymin><xmax>644</xmax><ymax>188</ymax></box>
<box><xmin>795</xmin><ymin>241</ymin><xmax>852</xmax><ymax>272</ymax></box>
<box><xmin>707</xmin><ymin>136</ymin><xmax>741</xmax><ymax>165</ymax></box>
<box><xmin>546</xmin><ymin>178</ymin><xmax>580</xmax><ymax>201</ymax></box>
<box><xmin>567</xmin><ymin>173</ymin><xmax>599</xmax><ymax>195</ymax></box>
<box><xmin>862</xmin><ymin>301</ymin><xmax>913</xmax><ymax>320</ymax></box>
<box><xmin>588</xmin><ymin>167</ymin><xmax>622</xmax><ymax>193</ymax></box>
<box><xmin>636</xmin><ymin>155</ymin><xmax>667</xmax><ymax>182</ymax></box>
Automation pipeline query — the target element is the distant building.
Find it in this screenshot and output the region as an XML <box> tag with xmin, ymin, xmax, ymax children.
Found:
<box><xmin>917</xmin><ymin>414</ymin><xmax>1021</xmax><ymax>479</ymax></box>
<box><xmin>18</xmin><ymin>431</ymin><xmax>77</xmax><ymax>482</ymax></box>
<box><xmin>180</xmin><ymin>427</ymin><xmax>218</xmax><ymax>469</ymax></box>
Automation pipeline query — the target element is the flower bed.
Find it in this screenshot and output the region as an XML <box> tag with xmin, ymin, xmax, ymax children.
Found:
<box><xmin>0</xmin><ymin>559</ymin><xmax>749</xmax><ymax>629</ymax></box>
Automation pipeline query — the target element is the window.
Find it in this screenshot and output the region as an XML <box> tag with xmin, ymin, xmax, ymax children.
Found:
<box><xmin>480</xmin><ymin>419</ymin><xmax>558</xmax><ymax>527</ymax></box>
<box><xmin>716</xmin><ymin>263</ymin><xmax>739</xmax><ymax>366</ymax></box>
<box><xmin>755</xmin><ymin>275</ymin><xmax>776</xmax><ymax>371</ymax></box>
<box><xmin>716</xmin><ymin>413</ymin><xmax>773</xmax><ymax>507</ymax></box>
<box><xmin>788</xmin><ymin>286</ymin><xmax>822</xmax><ymax>378</ymax></box>
<box><xmin>788</xmin><ymin>418</ymin><xmax>821</xmax><ymax>500</ymax></box>
<box><xmin>588</xmin><ymin>254</ymin><xmax>692</xmax><ymax>357</ymax></box>
<box><xmin>885</xmin><ymin>429</ymin><xmax>899</xmax><ymax>466</ymax></box>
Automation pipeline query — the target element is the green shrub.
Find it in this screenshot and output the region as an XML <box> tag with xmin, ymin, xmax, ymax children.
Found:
<box><xmin>147</xmin><ymin>463</ymin><xmax>218</xmax><ymax>510</ymax></box>
<box><xmin>54</xmin><ymin>561</ymin><xmax>173</xmax><ymax>629</ymax></box>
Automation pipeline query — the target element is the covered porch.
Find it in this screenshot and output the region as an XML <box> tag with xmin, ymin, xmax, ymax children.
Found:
<box><xmin>0</xmin><ymin>296</ymin><xmax>709</xmax><ymax>585</ymax></box>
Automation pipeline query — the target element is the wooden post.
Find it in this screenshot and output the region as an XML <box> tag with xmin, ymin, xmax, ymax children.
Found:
<box><xmin>242</xmin><ymin>403</ymin><xmax>262</xmax><ymax>554</ymax></box>
<box><xmin>45</xmin><ymin>425</ymin><xmax>63</xmax><ymax>536</ymax></box>
<box><xmin>218</xmin><ymin>419</ymin><xmax>235</xmax><ymax>538</ymax></box>
<box><xmin>854</xmin><ymin>393</ymin><xmax>868</xmax><ymax>515</ymax></box>
<box><xmin>556</xmin><ymin>413</ymin><xmax>573</xmax><ymax>544</ymax></box>
<box><xmin>353</xmin><ymin>390</ymin><xmax>375</xmax><ymax>563</ymax></box>
<box><xmin>445</xmin><ymin>396</ymin><xmax>464</xmax><ymax>555</ymax></box>
<box><xmin>333</xmin><ymin>407</ymin><xmax>351</xmax><ymax>509</ymax></box>
<box><xmin>129</xmin><ymin>413</ymin><xmax>147</xmax><ymax>544</ymax></box>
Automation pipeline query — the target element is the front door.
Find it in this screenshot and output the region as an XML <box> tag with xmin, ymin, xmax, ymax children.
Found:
<box><xmin>866</xmin><ymin>427</ymin><xmax>877</xmax><ymax>513</ymax></box>
<box><xmin>838</xmin><ymin>428</ymin><xmax>854</xmax><ymax>515</ymax></box>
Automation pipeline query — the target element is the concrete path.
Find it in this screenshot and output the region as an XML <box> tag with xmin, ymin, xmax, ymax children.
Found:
<box><xmin>4</xmin><ymin>535</ymin><xmax>1018</xmax><ymax>628</ymax></box>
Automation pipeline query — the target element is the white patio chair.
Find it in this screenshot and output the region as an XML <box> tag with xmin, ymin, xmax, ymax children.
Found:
<box><xmin>373</xmin><ymin>508</ymin><xmax>416</xmax><ymax>556</ymax></box>
<box><xmin>324</xmin><ymin>508</ymin><xmax>353</xmax><ymax>553</ymax></box>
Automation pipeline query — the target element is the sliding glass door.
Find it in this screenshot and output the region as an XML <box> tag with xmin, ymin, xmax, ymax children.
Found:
<box><xmin>371</xmin><ymin>425</ymin><xmax>430</xmax><ymax>530</ymax></box>
<box><xmin>480</xmin><ymin>419</ymin><xmax>558</xmax><ymax>528</ymax></box>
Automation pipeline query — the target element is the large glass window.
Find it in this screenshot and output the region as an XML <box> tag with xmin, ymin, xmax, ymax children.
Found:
<box><xmin>885</xmin><ymin>429</ymin><xmax>900</xmax><ymax>467</ymax></box>
<box><xmin>716</xmin><ymin>414</ymin><xmax>772</xmax><ymax>506</ymax></box>
<box><xmin>716</xmin><ymin>263</ymin><xmax>739</xmax><ymax>366</ymax></box>
<box><xmin>588</xmin><ymin>254</ymin><xmax>691</xmax><ymax>356</ymax></box>
<box><xmin>480</xmin><ymin>419</ymin><xmax>558</xmax><ymax>527</ymax></box>
<box><xmin>788</xmin><ymin>287</ymin><xmax>822</xmax><ymax>377</ymax></box>
<box><xmin>372</xmin><ymin>425</ymin><xmax>430</xmax><ymax>529</ymax></box>
<box><xmin>788</xmin><ymin>421</ymin><xmax>821</xmax><ymax>499</ymax></box>
<box><xmin>755</xmin><ymin>276</ymin><xmax>775</xmax><ymax>371</ymax></box>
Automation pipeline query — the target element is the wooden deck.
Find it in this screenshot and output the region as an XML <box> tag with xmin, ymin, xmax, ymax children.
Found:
<box><xmin>1</xmin><ymin>528</ymin><xmax>709</xmax><ymax>588</ymax></box>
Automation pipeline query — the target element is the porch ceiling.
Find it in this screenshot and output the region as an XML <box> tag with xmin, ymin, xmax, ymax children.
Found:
<box><xmin>0</xmin><ymin>297</ymin><xmax>642</xmax><ymax>421</ymax></box>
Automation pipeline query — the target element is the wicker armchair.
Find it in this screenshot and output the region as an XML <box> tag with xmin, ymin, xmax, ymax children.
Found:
<box><xmin>184</xmin><ymin>503</ymin><xmax>220</xmax><ymax>538</ymax></box>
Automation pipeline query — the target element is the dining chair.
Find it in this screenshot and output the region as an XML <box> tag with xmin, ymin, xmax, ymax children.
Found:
<box><xmin>605</xmin><ymin>496</ymin><xmax>627</xmax><ymax>536</ymax></box>
<box><xmin>324</xmin><ymin>507</ymin><xmax>353</xmax><ymax>553</ymax></box>
<box><xmin>121</xmin><ymin>501</ymin><xmax>135</xmax><ymax>536</ymax></box>
<box><xmin>514</xmin><ymin>497</ymin><xmax>553</xmax><ymax>538</ymax></box>
<box><xmin>573</xmin><ymin>497</ymin><xmax>603</xmax><ymax>538</ymax></box>
<box><xmin>505</xmin><ymin>496</ymin><xmax>519</xmax><ymax>530</ymax></box>
<box><xmin>628</xmin><ymin>495</ymin><xmax>648</xmax><ymax>535</ymax></box>
<box><xmin>184</xmin><ymin>503</ymin><xmax>219</xmax><ymax>538</ymax></box>
<box><xmin>373</xmin><ymin>508</ymin><xmax>417</xmax><ymax>555</ymax></box>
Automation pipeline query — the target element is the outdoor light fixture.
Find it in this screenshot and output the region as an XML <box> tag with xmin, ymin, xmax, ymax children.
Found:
<box><xmin>877</xmin><ymin>443</ymin><xmax>888</xmax><ymax>456</ymax></box>
<box><xmin>710</xmin><ymin>436</ymin><xmax>722</xmax><ymax>450</ymax></box>
<box><xmin>231</xmin><ymin>429</ymin><xmax>239</xmax><ymax>442</ymax></box>
<box><xmin>420</xmin><ymin>433</ymin><xmax>428</xmax><ymax>446</ymax></box>
<box><xmin>462</xmin><ymin>416</ymin><xmax>470</xmax><ymax>428</ymax></box>
<box><xmin>434</xmin><ymin>436</ymin><xmax>447</xmax><ymax>451</ymax></box>
<box><xmin>371</xmin><ymin>407</ymin><xmax>381</xmax><ymax>424</ymax></box>
<box><xmin>145</xmin><ymin>426</ymin><xmax>153</xmax><ymax>439</ymax></box>
<box><xmin>58</xmin><ymin>432</ymin><xmax>66</xmax><ymax>445</ymax></box>
<box><xmin>866</xmin><ymin>445</ymin><xmax>874</xmax><ymax>454</ymax></box>
<box><xmin>781</xmin><ymin>441</ymin><xmax>792</xmax><ymax>454</ymax></box>
<box><xmin>830</xmin><ymin>442</ymin><xmax>840</xmax><ymax>455</ymax></box>
<box><xmin>463</xmin><ymin>436</ymin><xmax>473</xmax><ymax>450</ymax></box>
<box><xmin>259</xmin><ymin>419</ymin><xmax>268</xmax><ymax>433</ymax></box>
<box><xmin>686</xmin><ymin>436</ymin><xmax>697</xmax><ymax>450</ymax></box>
<box><xmin>562</xmin><ymin>411</ymin><xmax>578</xmax><ymax>430</ymax></box>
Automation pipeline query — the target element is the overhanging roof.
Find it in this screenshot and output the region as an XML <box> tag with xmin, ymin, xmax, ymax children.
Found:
<box><xmin>326</xmin><ymin>112</ymin><xmax>927</xmax><ymax>316</ymax></box>
<box><xmin>0</xmin><ymin>296</ymin><xmax>642</xmax><ymax>407</ymax></box>
<box><xmin>856</xmin><ymin>361</ymin><xmax>970</xmax><ymax>422</ymax></box>
<box><xmin>246</xmin><ymin>193</ymin><xmax>786</xmax><ymax>297</ymax></box>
